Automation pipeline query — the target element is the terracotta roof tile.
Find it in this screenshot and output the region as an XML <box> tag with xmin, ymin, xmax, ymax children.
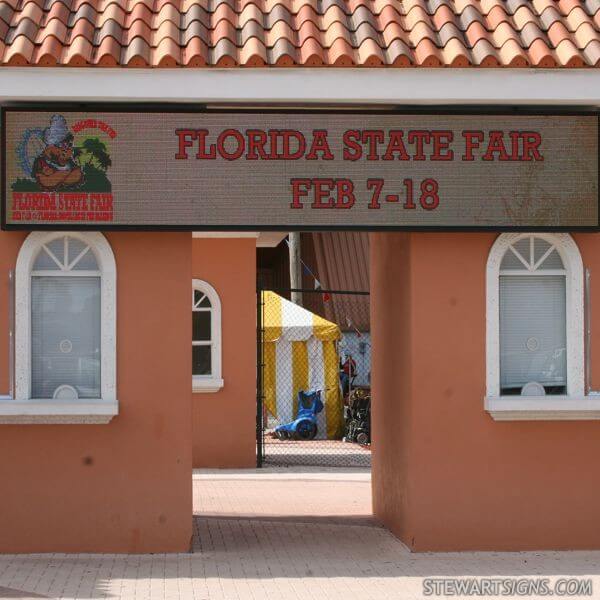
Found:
<box><xmin>527</xmin><ymin>36</ymin><xmax>556</xmax><ymax>63</ymax></box>
<box><xmin>5</xmin><ymin>34</ymin><xmax>35</xmax><ymax>63</ymax></box>
<box><xmin>512</xmin><ymin>5</ymin><xmax>542</xmax><ymax>29</ymax></box>
<box><xmin>520</xmin><ymin>20</ymin><xmax>546</xmax><ymax>45</ymax></box>
<box><xmin>498</xmin><ymin>37</ymin><xmax>528</xmax><ymax>64</ymax></box>
<box><xmin>583</xmin><ymin>36</ymin><xmax>600</xmax><ymax>61</ymax></box>
<box><xmin>183</xmin><ymin>34</ymin><xmax>208</xmax><ymax>64</ymax></box>
<box><xmin>6</xmin><ymin>18</ymin><xmax>38</xmax><ymax>44</ymax></box>
<box><xmin>38</xmin><ymin>18</ymin><xmax>69</xmax><ymax>44</ymax></box>
<box><xmin>34</xmin><ymin>34</ymin><xmax>62</xmax><ymax>64</ymax></box>
<box><xmin>95</xmin><ymin>32</ymin><xmax>120</xmax><ymax>63</ymax></box>
<box><xmin>327</xmin><ymin>36</ymin><xmax>354</xmax><ymax>64</ymax></box>
<box><xmin>265</xmin><ymin>4</ymin><xmax>294</xmax><ymax>27</ymax></box>
<box><xmin>492</xmin><ymin>21</ymin><xmax>522</xmax><ymax>46</ymax></box>
<box><xmin>555</xmin><ymin>36</ymin><xmax>585</xmax><ymax>63</ymax></box>
<box><xmin>539</xmin><ymin>6</ymin><xmax>564</xmax><ymax>29</ymax></box>
<box><xmin>485</xmin><ymin>5</ymin><xmax>511</xmax><ymax>30</ymax></box>
<box><xmin>377</xmin><ymin>5</ymin><xmax>404</xmax><ymax>30</ymax></box>
<box><xmin>183</xmin><ymin>19</ymin><xmax>208</xmax><ymax>43</ymax></box>
<box><xmin>269</xmin><ymin>36</ymin><xmax>295</xmax><ymax>63</ymax></box>
<box><xmin>585</xmin><ymin>0</ymin><xmax>600</xmax><ymax>14</ymax></box>
<box><xmin>18</xmin><ymin>2</ymin><xmax>44</xmax><ymax>26</ymax></box>
<box><xmin>463</xmin><ymin>19</ymin><xmax>487</xmax><ymax>47</ymax></box>
<box><xmin>0</xmin><ymin>0</ymin><xmax>599</xmax><ymax>67</ymax></box>
<box><xmin>154</xmin><ymin>36</ymin><xmax>180</xmax><ymax>65</ymax></box>
<box><xmin>297</xmin><ymin>36</ymin><xmax>325</xmax><ymax>64</ymax></box>
<box><xmin>0</xmin><ymin>4</ymin><xmax>13</xmax><ymax>27</ymax></box>
<box><xmin>414</xmin><ymin>37</ymin><xmax>443</xmax><ymax>65</ymax></box>
<box><xmin>547</xmin><ymin>18</ymin><xmax>572</xmax><ymax>43</ymax></box>
<box><xmin>386</xmin><ymin>37</ymin><xmax>411</xmax><ymax>64</ymax></box>
<box><xmin>64</xmin><ymin>34</ymin><xmax>93</xmax><ymax>63</ymax></box>
<box><xmin>573</xmin><ymin>20</ymin><xmax>600</xmax><ymax>46</ymax></box>
<box><xmin>471</xmin><ymin>37</ymin><xmax>500</xmax><ymax>64</ymax></box>
<box><xmin>380</xmin><ymin>19</ymin><xmax>403</xmax><ymax>46</ymax></box>
<box><xmin>459</xmin><ymin>4</ymin><xmax>487</xmax><ymax>27</ymax></box>
<box><xmin>441</xmin><ymin>36</ymin><xmax>471</xmax><ymax>64</ymax></box>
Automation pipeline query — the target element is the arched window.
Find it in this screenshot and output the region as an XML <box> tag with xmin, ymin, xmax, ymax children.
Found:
<box><xmin>485</xmin><ymin>233</ymin><xmax>590</xmax><ymax>420</ymax></box>
<box><xmin>192</xmin><ymin>279</ymin><xmax>223</xmax><ymax>392</ymax></box>
<box><xmin>10</xmin><ymin>232</ymin><xmax>117</xmax><ymax>423</ymax></box>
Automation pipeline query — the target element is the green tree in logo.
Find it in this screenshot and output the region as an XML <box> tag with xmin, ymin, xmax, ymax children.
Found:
<box><xmin>75</xmin><ymin>137</ymin><xmax>112</xmax><ymax>192</ymax></box>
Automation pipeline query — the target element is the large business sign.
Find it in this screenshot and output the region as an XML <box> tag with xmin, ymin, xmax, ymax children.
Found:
<box><xmin>2</xmin><ymin>107</ymin><xmax>598</xmax><ymax>230</ymax></box>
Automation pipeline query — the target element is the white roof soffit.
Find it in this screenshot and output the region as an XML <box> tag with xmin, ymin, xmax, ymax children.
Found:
<box><xmin>0</xmin><ymin>68</ymin><xmax>600</xmax><ymax>106</ymax></box>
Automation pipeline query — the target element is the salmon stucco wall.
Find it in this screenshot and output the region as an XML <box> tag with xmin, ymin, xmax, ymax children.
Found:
<box><xmin>191</xmin><ymin>237</ymin><xmax>257</xmax><ymax>468</ymax></box>
<box><xmin>370</xmin><ymin>232</ymin><xmax>414</xmax><ymax>544</ymax></box>
<box><xmin>371</xmin><ymin>231</ymin><xmax>600</xmax><ymax>552</ymax></box>
<box><xmin>0</xmin><ymin>231</ymin><xmax>192</xmax><ymax>553</ymax></box>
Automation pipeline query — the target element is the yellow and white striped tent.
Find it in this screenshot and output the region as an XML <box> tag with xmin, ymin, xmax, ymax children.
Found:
<box><xmin>262</xmin><ymin>291</ymin><xmax>344</xmax><ymax>440</ymax></box>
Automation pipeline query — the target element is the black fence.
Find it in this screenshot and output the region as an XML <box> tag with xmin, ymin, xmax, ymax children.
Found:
<box><xmin>257</xmin><ymin>288</ymin><xmax>371</xmax><ymax>468</ymax></box>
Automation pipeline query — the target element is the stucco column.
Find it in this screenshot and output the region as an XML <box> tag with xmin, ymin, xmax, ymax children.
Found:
<box><xmin>370</xmin><ymin>232</ymin><xmax>416</xmax><ymax>547</ymax></box>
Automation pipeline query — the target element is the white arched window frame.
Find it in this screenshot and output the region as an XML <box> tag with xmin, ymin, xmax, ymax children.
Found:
<box><xmin>192</xmin><ymin>279</ymin><xmax>223</xmax><ymax>393</ymax></box>
<box><xmin>0</xmin><ymin>232</ymin><xmax>117</xmax><ymax>424</ymax></box>
<box><xmin>485</xmin><ymin>232</ymin><xmax>600</xmax><ymax>421</ymax></box>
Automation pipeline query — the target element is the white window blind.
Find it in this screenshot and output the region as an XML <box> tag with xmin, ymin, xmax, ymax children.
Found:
<box><xmin>30</xmin><ymin>235</ymin><xmax>103</xmax><ymax>400</ymax></box>
<box><xmin>499</xmin><ymin>275</ymin><xmax>566</xmax><ymax>392</ymax></box>
<box><xmin>31</xmin><ymin>277</ymin><xmax>101</xmax><ymax>399</ymax></box>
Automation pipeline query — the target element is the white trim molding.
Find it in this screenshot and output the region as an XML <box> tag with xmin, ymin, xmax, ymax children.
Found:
<box><xmin>192</xmin><ymin>279</ymin><xmax>223</xmax><ymax>393</ymax></box>
<box><xmin>0</xmin><ymin>399</ymin><xmax>118</xmax><ymax>424</ymax></box>
<box><xmin>485</xmin><ymin>396</ymin><xmax>600</xmax><ymax>421</ymax></box>
<box><xmin>8</xmin><ymin>231</ymin><xmax>117</xmax><ymax>424</ymax></box>
<box><xmin>1</xmin><ymin>68</ymin><xmax>600</xmax><ymax>105</ymax></box>
<box><xmin>192</xmin><ymin>377</ymin><xmax>225</xmax><ymax>393</ymax></box>
<box><xmin>485</xmin><ymin>232</ymin><xmax>594</xmax><ymax>421</ymax></box>
<box><xmin>192</xmin><ymin>232</ymin><xmax>286</xmax><ymax>247</ymax></box>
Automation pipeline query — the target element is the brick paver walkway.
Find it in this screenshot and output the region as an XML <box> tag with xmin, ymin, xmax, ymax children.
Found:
<box><xmin>1</xmin><ymin>469</ymin><xmax>599</xmax><ymax>599</ymax></box>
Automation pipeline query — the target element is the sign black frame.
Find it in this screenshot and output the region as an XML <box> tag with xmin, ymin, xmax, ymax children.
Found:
<box><xmin>2</xmin><ymin>102</ymin><xmax>599</xmax><ymax>232</ymax></box>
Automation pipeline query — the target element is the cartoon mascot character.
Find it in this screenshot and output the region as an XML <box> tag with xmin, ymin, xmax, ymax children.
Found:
<box><xmin>31</xmin><ymin>115</ymin><xmax>83</xmax><ymax>191</ymax></box>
